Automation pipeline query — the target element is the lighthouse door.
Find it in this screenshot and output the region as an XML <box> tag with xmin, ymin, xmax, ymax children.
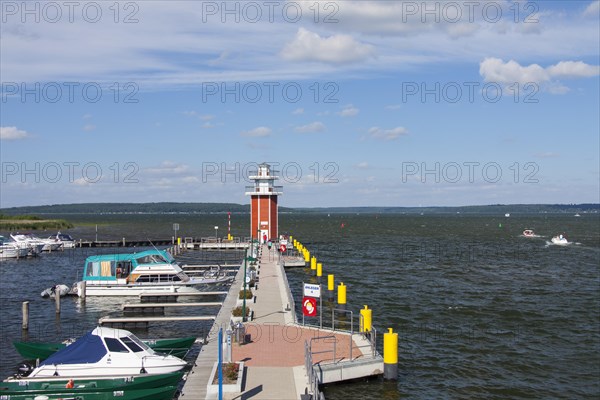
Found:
<box><xmin>260</xmin><ymin>229</ymin><xmax>269</xmax><ymax>244</ymax></box>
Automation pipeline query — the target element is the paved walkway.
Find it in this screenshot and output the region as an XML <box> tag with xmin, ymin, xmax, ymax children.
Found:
<box><xmin>183</xmin><ymin>245</ymin><xmax>369</xmax><ymax>400</ymax></box>
<box><xmin>227</xmin><ymin>245</ymin><xmax>366</xmax><ymax>400</ymax></box>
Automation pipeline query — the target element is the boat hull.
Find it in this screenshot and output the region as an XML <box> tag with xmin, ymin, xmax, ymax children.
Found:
<box><xmin>81</xmin><ymin>283</ymin><xmax>202</xmax><ymax>297</ymax></box>
<box><xmin>0</xmin><ymin>385</ymin><xmax>178</xmax><ymax>400</ymax></box>
<box><xmin>1</xmin><ymin>371</ymin><xmax>184</xmax><ymax>395</ymax></box>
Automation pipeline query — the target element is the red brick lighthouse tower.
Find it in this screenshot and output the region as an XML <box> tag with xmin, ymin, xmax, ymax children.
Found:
<box><xmin>245</xmin><ymin>163</ymin><xmax>282</xmax><ymax>242</ymax></box>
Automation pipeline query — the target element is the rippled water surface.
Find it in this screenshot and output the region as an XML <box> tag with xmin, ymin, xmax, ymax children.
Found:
<box><xmin>1</xmin><ymin>213</ymin><xmax>599</xmax><ymax>399</ymax></box>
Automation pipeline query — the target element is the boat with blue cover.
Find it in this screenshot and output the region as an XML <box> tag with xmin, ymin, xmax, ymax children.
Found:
<box><xmin>75</xmin><ymin>249</ymin><xmax>231</xmax><ymax>296</ymax></box>
<box><xmin>9</xmin><ymin>327</ymin><xmax>187</xmax><ymax>379</ymax></box>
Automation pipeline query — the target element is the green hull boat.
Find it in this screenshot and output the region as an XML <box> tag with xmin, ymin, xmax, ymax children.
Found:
<box><xmin>13</xmin><ymin>336</ymin><xmax>196</xmax><ymax>360</ymax></box>
<box><xmin>0</xmin><ymin>371</ymin><xmax>184</xmax><ymax>395</ymax></box>
<box><xmin>0</xmin><ymin>385</ymin><xmax>177</xmax><ymax>400</ymax></box>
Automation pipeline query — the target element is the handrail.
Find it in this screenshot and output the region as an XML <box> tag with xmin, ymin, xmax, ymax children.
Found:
<box><xmin>279</xmin><ymin>257</ymin><xmax>297</xmax><ymax>323</ymax></box>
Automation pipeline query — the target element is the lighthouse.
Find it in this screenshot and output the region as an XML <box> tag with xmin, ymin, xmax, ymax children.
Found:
<box><xmin>245</xmin><ymin>163</ymin><xmax>282</xmax><ymax>242</ymax></box>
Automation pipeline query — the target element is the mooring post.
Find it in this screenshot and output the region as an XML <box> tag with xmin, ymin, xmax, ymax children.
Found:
<box><xmin>22</xmin><ymin>301</ymin><xmax>29</xmax><ymax>330</ymax></box>
<box><xmin>79</xmin><ymin>281</ymin><xmax>87</xmax><ymax>300</ymax></box>
<box><xmin>55</xmin><ymin>292</ymin><xmax>61</xmax><ymax>315</ymax></box>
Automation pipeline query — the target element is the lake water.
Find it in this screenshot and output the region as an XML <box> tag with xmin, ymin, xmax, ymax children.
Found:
<box><xmin>1</xmin><ymin>213</ymin><xmax>598</xmax><ymax>399</ymax></box>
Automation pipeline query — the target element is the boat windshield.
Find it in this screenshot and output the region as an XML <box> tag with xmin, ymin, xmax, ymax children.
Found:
<box><xmin>120</xmin><ymin>335</ymin><xmax>149</xmax><ymax>353</ymax></box>
<box><xmin>104</xmin><ymin>337</ymin><xmax>129</xmax><ymax>353</ymax></box>
<box><xmin>136</xmin><ymin>254</ymin><xmax>170</xmax><ymax>265</ymax></box>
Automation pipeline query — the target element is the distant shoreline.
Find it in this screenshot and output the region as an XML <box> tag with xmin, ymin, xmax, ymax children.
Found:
<box><xmin>1</xmin><ymin>202</ymin><xmax>598</xmax><ymax>216</ymax></box>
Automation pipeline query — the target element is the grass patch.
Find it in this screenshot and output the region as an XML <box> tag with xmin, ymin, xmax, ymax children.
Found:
<box><xmin>238</xmin><ymin>289</ymin><xmax>253</xmax><ymax>299</ymax></box>
<box><xmin>232</xmin><ymin>306</ymin><xmax>250</xmax><ymax>317</ymax></box>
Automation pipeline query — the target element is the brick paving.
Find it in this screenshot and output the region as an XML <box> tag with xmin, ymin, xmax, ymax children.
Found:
<box><xmin>232</xmin><ymin>324</ymin><xmax>364</xmax><ymax>367</ymax></box>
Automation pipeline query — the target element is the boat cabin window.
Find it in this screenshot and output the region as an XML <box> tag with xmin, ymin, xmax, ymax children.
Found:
<box><xmin>135</xmin><ymin>274</ymin><xmax>181</xmax><ymax>283</ymax></box>
<box><xmin>86</xmin><ymin>260</ymin><xmax>116</xmax><ymax>277</ymax></box>
<box><xmin>115</xmin><ymin>261</ymin><xmax>132</xmax><ymax>278</ymax></box>
<box><xmin>104</xmin><ymin>337</ymin><xmax>129</xmax><ymax>353</ymax></box>
<box><xmin>120</xmin><ymin>336</ymin><xmax>144</xmax><ymax>352</ymax></box>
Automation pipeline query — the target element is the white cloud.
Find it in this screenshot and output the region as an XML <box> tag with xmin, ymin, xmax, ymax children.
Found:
<box><xmin>337</xmin><ymin>105</ymin><xmax>359</xmax><ymax>117</ymax></box>
<box><xmin>241</xmin><ymin>126</ymin><xmax>272</xmax><ymax>137</ymax></box>
<box><xmin>356</xmin><ymin>162</ymin><xmax>369</xmax><ymax>169</ymax></box>
<box><xmin>479</xmin><ymin>58</ymin><xmax>600</xmax><ymax>92</ymax></box>
<box><xmin>0</xmin><ymin>126</ymin><xmax>29</xmax><ymax>140</ymax></box>
<box><xmin>281</xmin><ymin>28</ymin><xmax>375</xmax><ymax>64</ymax></box>
<box><xmin>368</xmin><ymin>126</ymin><xmax>408</xmax><ymax>141</ymax></box>
<box><xmin>546</xmin><ymin>61</ymin><xmax>600</xmax><ymax>78</ymax></box>
<box><xmin>82</xmin><ymin>113</ymin><xmax>92</xmax><ymax>119</ymax></box>
<box><xmin>83</xmin><ymin>124</ymin><xmax>96</xmax><ymax>132</ymax></box>
<box><xmin>479</xmin><ymin>58</ymin><xmax>548</xmax><ymax>84</ymax></box>
<box><xmin>583</xmin><ymin>1</ymin><xmax>600</xmax><ymax>17</ymax></box>
<box><xmin>295</xmin><ymin>122</ymin><xmax>325</xmax><ymax>133</ymax></box>
<box><xmin>292</xmin><ymin>108</ymin><xmax>304</xmax><ymax>115</ymax></box>
<box><xmin>145</xmin><ymin>161</ymin><xmax>189</xmax><ymax>175</ymax></box>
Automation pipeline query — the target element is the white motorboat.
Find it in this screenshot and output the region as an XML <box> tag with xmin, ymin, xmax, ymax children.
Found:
<box><xmin>50</xmin><ymin>232</ymin><xmax>76</xmax><ymax>249</ymax></box>
<box><xmin>522</xmin><ymin>229</ymin><xmax>536</xmax><ymax>237</ymax></box>
<box><xmin>10</xmin><ymin>234</ymin><xmax>45</xmax><ymax>255</ymax></box>
<box><xmin>551</xmin><ymin>234</ymin><xmax>569</xmax><ymax>245</ymax></box>
<box><xmin>20</xmin><ymin>326</ymin><xmax>187</xmax><ymax>378</ymax></box>
<box><xmin>0</xmin><ymin>236</ymin><xmax>29</xmax><ymax>258</ymax></box>
<box><xmin>76</xmin><ymin>249</ymin><xmax>232</xmax><ymax>296</ymax></box>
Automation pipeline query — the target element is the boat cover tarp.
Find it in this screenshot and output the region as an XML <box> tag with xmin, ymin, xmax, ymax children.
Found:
<box><xmin>40</xmin><ymin>331</ymin><xmax>106</xmax><ymax>366</ymax></box>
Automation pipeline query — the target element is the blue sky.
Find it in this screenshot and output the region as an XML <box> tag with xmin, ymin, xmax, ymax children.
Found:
<box><xmin>1</xmin><ymin>0</ymin><xmax>599</xmax><ymax>208</ymax></box>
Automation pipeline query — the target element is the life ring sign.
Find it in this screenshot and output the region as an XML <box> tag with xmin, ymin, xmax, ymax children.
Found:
<box><xmin>279</xmin><ymin>244</ymin><xmax>287</xmax><ymax>252</ymax></box>
<box><xmin>302</xmin><ymin>297</ymin><xmax>317</xmax><ymax>317</ymax></box>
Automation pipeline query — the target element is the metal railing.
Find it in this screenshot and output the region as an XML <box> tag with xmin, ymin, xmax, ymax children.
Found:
<box><xmin>279</xmin><ymin>259</ymin><xmax>297</xmax><ymax>322</ymax></box>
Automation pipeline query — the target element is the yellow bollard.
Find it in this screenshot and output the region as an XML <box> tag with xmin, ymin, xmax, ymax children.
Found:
<box><xmin>327</xmin><ymin>274</ymin><xmax>334</xmax><ymax>299</ymax></box>
<box><xmin>310</xmin><ymin>256</ymin><xmax>317</xmax><ymax>272</ymax></box>
<box><xmin>337</xmin><ymin>282</ymin><xmax>346</xmax><ymax>307</ymax></box>
<box><xmin>383</xmin><ymin>328</ymin><xmax>398</xmax><ymax>380</ymax></box>
<box><xmin>304</xmin><ymin>250</ymin><xmax>310</xmax><ymax>263</ymax></box>
<box><xmin>316</xmin><ymin>262</ymin><xmax>322</xmax><ymax>277</ymax></box>
<box><xmin>360</xmin><ymin>305</ymin><xmax>372</xmax><ymax>333</ymax></box>
<box><xmin>289</xmin><ymin>235</ymin><xmax>293</xmax><ymax>243</ymax></box>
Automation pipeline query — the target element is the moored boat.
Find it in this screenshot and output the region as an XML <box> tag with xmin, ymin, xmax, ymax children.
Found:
<box><xmin>1</xmin><ymin>371</ymin><xmax>183</xmax><ymax>395</ymax></box>
<box><xmin>522</xmin><ymin>229</ymin><xmax>536</xmax><ymax>237</ymax></box>
<box><xmin>75</xmin><ymin>249</ymin><xmax>231</xmax><ymax>297</ymax></box>
<box><xmin>0</xmin><ymin>385</ymin><xmax>178</xmax><ymax>400</ymax></box>
<box><xmin>50</xmin><ymin>231</ymin><xmax>76</xmax><ymax>249</ymax></box>
<box><xmin>15</xmin><ymin>327</ymin><xmax>187</xmax><ymax>378</ymax></box>
<box><xmin>14</xmin><ymin>336</ymin><xmax>196</xmax><ymax>361</ymax></box>
<box><xmin>9</xmin><ymin>234</ymin><xmax>45</xmax><ymax>256</ymax></box>
<box><xmin>0</xmin><ymin>236</ymin><xmax>29</xmax><ymax>259</ymax></box>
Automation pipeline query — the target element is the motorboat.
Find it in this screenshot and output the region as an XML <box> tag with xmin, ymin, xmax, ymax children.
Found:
<box><xmin>0</xmin><ymin>236</ymin><xmax>29</xmax><ymax>258</ymax></box>
<box><xmin>9</xmin><ymin>233</ymin><xmax>45</xmax><ymax>256</ymax></box>
<box><xmin>13</xmin><ymin>336</ymin><xmax>196</xmax><ymax>361</ymax></box>
<box><xmin>14</xmin><ymin>326</ymin><xmax>187</xmax><ymax>378</ymax></box>
<box><xmin>49</xmin><ymin>231</ymin><xmax>76</xmax><ymax>248</ymax></box>
<box><xmin>1</xmin><ymin>371</ymin><xmax>183</xmax><ymax>397</ymax></box>
<box><xmin>551</xmin><ymin>234</ymin><xmax>569</xmax><ymax>245</ymax></box>
<box><xmin>522</xmin><ymin>229</ymin><xmax>536</xmax><ymax>237</ymax></box>
<box><xmin>76</xmin><ymin>249</ymin><xmax>232</xmax><ymax>296</ymax></box>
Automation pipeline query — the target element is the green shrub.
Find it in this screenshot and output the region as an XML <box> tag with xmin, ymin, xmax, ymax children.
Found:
<box><xmin>238</xmin><ymin>289</ymin><xmax>253</xmax><ymax>299</ymax></box>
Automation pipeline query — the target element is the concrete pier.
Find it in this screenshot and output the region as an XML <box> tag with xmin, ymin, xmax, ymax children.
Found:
<box><xmin>182</xmin><ymin>244</ymin><xmax>383</xmax><ymax>399</ymax></box>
